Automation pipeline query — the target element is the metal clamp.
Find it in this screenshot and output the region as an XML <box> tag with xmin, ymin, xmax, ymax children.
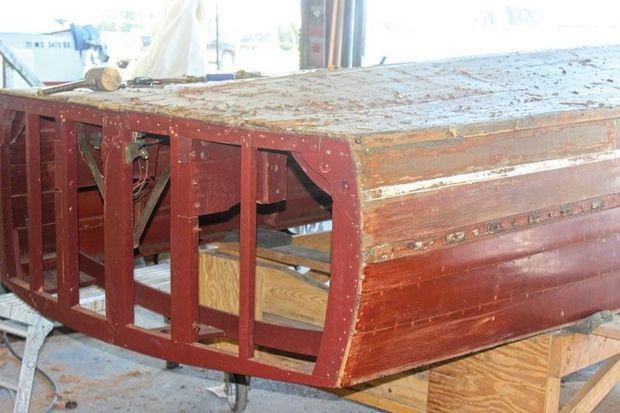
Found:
<box><xmin>125</xmin><ymin>137</ymin><xmax>150</xmax><ymax>164</ymax></box>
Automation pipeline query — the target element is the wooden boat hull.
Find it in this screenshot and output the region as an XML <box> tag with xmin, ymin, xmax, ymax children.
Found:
<box><xmin>1</xmin><ymin>46</ymin><xmax>619</xmax><ymax>387</ymax></box>
<box><xmin>344</xmin><ymin>115</ymin><xmax>620</xmax><ymax>384</ymax></box>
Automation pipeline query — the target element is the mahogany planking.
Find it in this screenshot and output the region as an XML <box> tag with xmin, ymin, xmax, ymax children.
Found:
<box><xmin>361</xmin><ymin>158</ymin><xmax>620</xmax><ymax>261</ymax></box>
<box><xmin>356</xmin><ymin>119</ymin><xmax>615</xmax><ymax>188</ymax></box>
<box><xmin>344</xmin><ymin>268</ymin><xmax>620</xmax><ymax>385</ymax></box>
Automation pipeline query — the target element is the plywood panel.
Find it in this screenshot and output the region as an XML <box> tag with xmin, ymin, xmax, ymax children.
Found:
<box><xmin>550</xmin><ymin>333</ymin><xmax>620</xmax><ymax>378</ymax></box>
<box><xmin>198</xmin><ymin>250</ymin><xmax>326</xmax><ymax>327</ymax></box>
<box><xmin>336</xmin><ymin>371</ymin><xmax>429</xmax><ymax>413</ymax></box>
<box><xmin>427</xmin><ymin>336</ymin><xmax>552</xmax><ymax>413</ymax></box>
<box><xmin>292</xmin><ymin>231</ymin><xmax>331</xmax><ymax>253</ymax></box>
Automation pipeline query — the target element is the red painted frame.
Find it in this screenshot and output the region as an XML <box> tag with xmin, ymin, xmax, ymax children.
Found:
<box><xmin>0</xmin><ymin>95</ymin><xmax>361</xmax><ymax>388</ymax></box>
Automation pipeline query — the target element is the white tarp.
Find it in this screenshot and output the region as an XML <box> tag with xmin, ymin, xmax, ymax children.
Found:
<box><xmin>133</xmin><ymin>0</ymin><xmax>210</xmax><ymax>78</ymax></box>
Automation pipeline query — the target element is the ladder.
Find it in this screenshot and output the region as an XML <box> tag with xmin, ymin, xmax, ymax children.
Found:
<box><xmin>0</xmin><ymin>40</ymin><xmax>42</xmax><ymax>88</ymax></box>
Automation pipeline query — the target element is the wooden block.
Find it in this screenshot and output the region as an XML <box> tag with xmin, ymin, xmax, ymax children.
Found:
<box><xmin>427</xmin><ymin>336</ymin><xmax>552</xmax><ymax>413</ymax></box>
<box><xmin>560</xmin><ymin>354</ymin><xmax>620</xmax><ymax>413</ymax></box>
<box><xmin>260</xmin><ymin>263</ymin><xmax>327</xmax><ymax>327</ymax></box>
<box><xmin>198</xmin><ymin>250</ymin><xmax>326</xmax><ymax>327</ymax></box>
<box><xmin>217</xmin><ymin>242</ymin><xmax>331</xmax><ymax>274</ymax></box>
<box><xmin>335</xmin><ymin>371</ymin><xmax>429</xmax><ymax>413</ymax></box>
<box><xmin>198</xmin><ymin>250</ymin><xmax>325</xmax><ymax>365</ymax></box>
<box><xmin>198</xmin><ymin>251</ymin><xmax>260</xmax><ymax>354</ymax></box>
<box><xmin>291</xmin><ymin>231</ymin><xmax>331</xmax><ymax>253</ymax></box>
<box><xmin>198</xmin><ymin>250</ymin><xmax>262</xmax><ymax>316</ymax></box>
<box><xmin>592</xmin><ymin>318</ymin><xmax>620</xmax><ymax>341</ymax></box>
<box><xmin>549</xmin><ymin>332</ymin><xmax>620</xmax><ymax>378</ymax></box>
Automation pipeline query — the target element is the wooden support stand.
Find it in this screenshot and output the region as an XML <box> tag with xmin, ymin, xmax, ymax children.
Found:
<box><xmin>333</xmin><ymin>319</ymin><xmax>620</xmax><ymax>412</ymax></box>
<box><xmin>424</xmin><ymin>320</ymin><xmax>620</xmax><ymax>413</ymax></box>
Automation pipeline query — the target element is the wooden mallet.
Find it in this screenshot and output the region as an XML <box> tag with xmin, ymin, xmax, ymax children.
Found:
<box><xmin>37</xmin><ymin>67</ymin><xmax>122</xmax><ymax>96</ymax></box>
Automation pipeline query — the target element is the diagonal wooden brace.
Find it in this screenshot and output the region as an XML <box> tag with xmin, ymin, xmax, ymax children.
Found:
<box><xmin>133</xmin><ymin>166</ymin><xmax>170</xmax><ymax>248</ymax></box>
<box><xmin>77</xmin><ymin>127</ymin><xmax>105</xmax><ymax>198</ymax></box>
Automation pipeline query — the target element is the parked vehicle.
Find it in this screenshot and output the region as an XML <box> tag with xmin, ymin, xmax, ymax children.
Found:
<box><xmin>0</xmin><ymin>23</ymin><xmax>108</xmax><ymax>85</ymax></box>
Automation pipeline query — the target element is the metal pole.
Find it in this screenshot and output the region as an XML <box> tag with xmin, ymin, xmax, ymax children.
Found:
<box><xmin>352</xmin><ymin>0</ymin><xmax>366</xmax><ymax>67</ymax></box>
<box><xmin>2</xmin><ymin>60</ymin><xmax>13</xmax><ymax>88</ymax></box>
<box><xmin>341</xmin><ymin>0</ymin><xmax>355</xmax><ymax>68</ymax></box>
<box><xmin>215</xmin><ymin>0</ymin><xmax>221</xmax><ymax>70</ymax></box>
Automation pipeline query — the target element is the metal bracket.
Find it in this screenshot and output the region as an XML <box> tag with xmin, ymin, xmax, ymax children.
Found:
<box><xmin>125</xmin><ymin>137</ymin><xmax>150</xmax><ymax>164</ymax></box>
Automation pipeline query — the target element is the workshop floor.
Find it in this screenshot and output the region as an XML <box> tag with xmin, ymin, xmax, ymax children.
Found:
<box><xmin>0</xmin><ymin>332</ymin><xmax>375</xmax><ymax>412</ymax></box>
<box><xmin>0</xmin><ymin>332</ymin><xmax>619</xmax><ymax>412</ymax></box>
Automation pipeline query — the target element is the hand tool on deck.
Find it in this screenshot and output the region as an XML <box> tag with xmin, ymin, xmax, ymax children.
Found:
<box><xmin>126</xmin><ymin>71</ymin><xmax>262</xmax><ymax>87</ymax></box>
<box><xmin>37</xmin><ymin>67</ymin><xmax>122</xmax><ymax>96</ymax></box>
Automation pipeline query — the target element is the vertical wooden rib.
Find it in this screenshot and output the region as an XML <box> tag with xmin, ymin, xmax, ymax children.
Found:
<box><xmin>102</xmin><ymin>121</ymin><xmax>135</xmax><ymax>325</ymax></box>
<box><xmin>25</xmin><ymin>113</ymin><xmax>43</xmax><ymax>290</ymax></box>
<box><xmin>170</xmin><ymin>135</ymin><xmax>199</xmax><ymax>343</ymax></box>
<box><xmin>239</xmin><ymin>143</ymin><xmax>257</xmax><ymax>359</ymax></box>
<box><xmin>55</xmin><ymin>117</ymin><xmax>79</xmax><ymax>306</ymax></box>
<box><xmin>0</xmin><ymin>108</ymin><xmax>15</xmax><ymax>279</ymax></box>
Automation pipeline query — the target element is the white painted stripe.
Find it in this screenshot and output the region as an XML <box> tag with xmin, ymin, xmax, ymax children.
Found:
<box><xmin>364</xmin><ymin>150</ymin><xmax>620</xmax><ymax>201</ymax></box>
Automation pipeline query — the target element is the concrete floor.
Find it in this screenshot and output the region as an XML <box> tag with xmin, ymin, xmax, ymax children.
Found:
<box><xmin>0</xmin><ymin>332</ymin><xmax>618</xmax><ymax>412</ymax></box>
<box><xmin>0</xmin><ymin>332</ymin><xmax>376</xmax><ymax>412</ymax></box>
<box><xmin>561</xmin><ymin>363</ymin><xmax>620</xmax><ymax>413</ymax></box>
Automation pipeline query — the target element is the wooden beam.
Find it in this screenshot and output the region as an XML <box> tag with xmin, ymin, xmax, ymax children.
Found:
<box><xmin>102</xmin><ymin>120</ymin><xmax>135</xmax><ymax>325</ymax></box>
<box><xmin>544</xmin><ymin>376</ymin><xmax>561</xmax><ymax>413</ymax></box>
<box><xmin>560</xmin><ymin>354</ymin><xmax>620</xmax><ymax>413</ymax></box>
<box><xmin>170</xmin><ymin>135</ymin><xmax>199</xmax><ymax>343</ymax></box>
<box><xmin>0</xmin><ymin>108</ymin><xmax>12</xmax><ymax>278</ymax></box>
<box><xmin>592</xmin><ymin>318</ymin><xmax>620</xmax><ymax>341</ymax></box>
<box><xmin>291</xmin><ymin>231</ymin><xmax>331</xmax><ymax>253</ymax></box>
<box><xmin>217</xmin><ymin>242</ymin><xmax>330</xmax><ymax>274</ymax></box>
<box><xmin>25</xmin><ymin>113</ymin><xmax>43</xmax><ymax>290</ymax></box>
<box><xmin>238</xmin><ymin>142</ymin><xmax>258</xmax><ymax>359</ymax></box>
<box><xmin>548</xmin><ymin>333</ymin><xmax>620</xmax><ymax>378</ymax></box>
<box><xmin>0</xmin><ymin>40</ymin><xmax>42</xmax><ymax>86</ymax></box>
<box><xmin>54</xmin><ymin>117</ymin><xmax>79</xmax><ymax>307</ymax></box>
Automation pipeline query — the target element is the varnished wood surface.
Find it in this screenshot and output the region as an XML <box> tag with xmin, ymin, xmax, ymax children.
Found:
<box><xmin>345</xmin><ymin>205</ymin><xmax>620</xmax><ymax>383</ymax></box>
<box><xmin>1</xmin><ymin>47</ymin><xmax>619</xmax><ymax>140</ymax></box>
<box><xmin>337</xmin><ymin>49</ymin><xmax>620</xmax><ymax>382</ymax></box>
